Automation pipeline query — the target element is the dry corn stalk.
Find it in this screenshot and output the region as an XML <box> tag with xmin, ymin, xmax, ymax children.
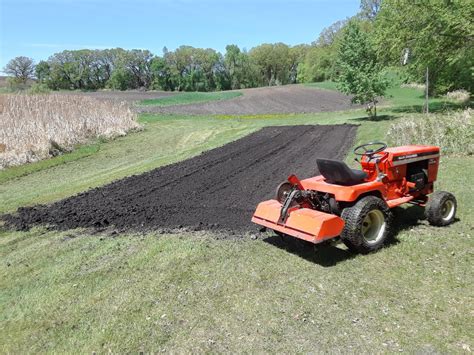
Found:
<box><xmin>0</xmin><ymin>93</ymin><xmax>139</xmax><ymax>168</ymax></box>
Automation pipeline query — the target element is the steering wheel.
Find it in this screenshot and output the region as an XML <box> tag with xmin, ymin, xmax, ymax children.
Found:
<box><xmin>353</xmin><ymin>142</ymin><xmax>387</xmax><ymax>157</ymax></box>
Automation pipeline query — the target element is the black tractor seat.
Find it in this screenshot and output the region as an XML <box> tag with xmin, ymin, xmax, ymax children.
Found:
<box><xmin>316</xmin><ymin>158</ymin><xmax>368</xmax><ymax>186</ymax></box>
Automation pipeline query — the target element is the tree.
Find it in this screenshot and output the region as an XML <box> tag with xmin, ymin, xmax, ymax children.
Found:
<box><xmin>107</xmin><ymin>67</ymin><xmax>132</xmax><ymax>91</ymax></box>
<box><xmin>336</xmin><ymin>20</ymin><xmax>388</xmax><ymax>117</ymax></box>
<box><xmin>156</xmin><ymin>46</ymin><xmax>227</xmax><ymax>92</ymax></box>
<box><xmin>297</xmin><ymin>46</ymin><xmax>335</xmax><ymax>83</ymax></box>
<box><xmin>297</xmin><ymin>19</ymin><xmax>348</xmax><ymax>84</ymax></box>
<box><xmin>224</xmin><ymin>45</ymin><xmax>259</xmax><ymax>89</ymax></box>
<box><xmin>37</xmin><ymin>48</ymin><xmax>150</xmax><ymax>91</ymax></box>
<box><xmin>288</xmin><ymin>45</ymin><xmax>309</xmax><ymax>83</ymax></box>
<box><xmin>314</xmin><ymin>19</ymin><xmax>348</xmax><ymax>47</ymax></box>
<box><xmin>359</xmin><ymin>0</ymin><xmax>381</xmax><ymax>20</ymax></box>
<box><xmin>224</xmin><ymin>44</ymin><xmax>243</xmax><ymax>89</ymax></box>
<box><xmin>249</xmin><ymin>43</ymin><xmax>293</xmax><ymax>86</ymax></box>
<box><xmin>3</xmin><ymin>56</ymin><xmax>35</xmax><ymax>84</ymax></box>
<box><xmin>120</xmin><ymin>49</ymin><xmax>154</xmax><ymax>89</ymax></box>
<box><xmin>46</xmin><ymin>50</ymin><xmax>86</xmax><ymax>90</ymax></box>
<box><xmin>35</xmin><ymin>60</ymin><xmax>51</xmax><ymax>83</ymax></box>
<box><xmin>150</xmin><ymin>56</ymin><xmax>173</xmax><ymax>91</ymax></box>
<box><xmin>373</xmin><ymin>0</ymin><xmax>473</xmax><ymax>93</ymax></box>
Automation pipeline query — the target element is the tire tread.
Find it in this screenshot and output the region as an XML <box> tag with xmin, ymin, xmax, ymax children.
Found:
<box><xmin>341</xmin><ymin>196</ymin><xmax>393</xmax><ymax>253</ymax></box>
<box><xmin>425</xmin><ymin>191</ymin><xmax>457</xmax><ymax>226</ymax></box>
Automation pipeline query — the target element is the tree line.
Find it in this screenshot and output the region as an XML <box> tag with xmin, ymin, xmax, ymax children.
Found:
<box><xmin>9</xmin><ymin>44</ymin><xmax>306</xmax><ymax>92</ymax></box>
<box><xmin>4</xmin><ymin>0</ymin><xmax>472</xmax><ymax>96</ymax></box>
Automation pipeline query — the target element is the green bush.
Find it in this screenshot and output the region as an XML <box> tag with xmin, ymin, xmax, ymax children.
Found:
<box><xmin>106</xmin><ymin>68</ymin><xmax>133</xmax><ymax>91</ymax></box>
<box><xmin>27</xmin><ymin>83</ymin><xmax>51</xmax><ymax>94</ymax></box>
<box><xmin>6</xmin><ymin>77</ymin><xmax>29</xmax><ymax>91</ymax></box>
<box><xmin>387</xmin><ymin>109</ymin><xmax>473</xmax><ymax>155</ymax></box>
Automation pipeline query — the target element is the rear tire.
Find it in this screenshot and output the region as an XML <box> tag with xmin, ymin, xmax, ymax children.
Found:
<box><xmin>425</xmin><ymin>191</ymin><xmax>457</xmax><ymax>226</ymax></box>
<box><xmin>341</xmin><ymin>196</ymin><xmax>393</xmax><ymax>254</ymax></box>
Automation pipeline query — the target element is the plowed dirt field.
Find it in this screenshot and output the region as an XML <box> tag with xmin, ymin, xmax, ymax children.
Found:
<box><xmin>4</xmin><ymin>125</ymin><xmax>357</xmax><ymax>233</ymax></box>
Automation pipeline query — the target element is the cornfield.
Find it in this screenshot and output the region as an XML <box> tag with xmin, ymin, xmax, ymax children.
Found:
<box><xmin>0</xmin><ymin>94</ymin><xmax>139</xmax><ymax>168</ymax></box>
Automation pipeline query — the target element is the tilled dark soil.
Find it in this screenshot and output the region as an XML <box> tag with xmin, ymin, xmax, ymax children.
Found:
<box><xmin>58</xmin><ymin>90</ymin><xmax>175</xmax><ymax>102</ymax></box>
<box><xmin>3</xmin><ymin>125</ymin><xmax>357</xmax><ymax>234</ymax></box>
<box><xmin>138</xmin><ymin>85</ymin><xmax>360</xmax><ymax>115</ymax></box>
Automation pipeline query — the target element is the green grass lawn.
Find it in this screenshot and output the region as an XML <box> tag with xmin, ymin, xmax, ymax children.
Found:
<box><xmin>0</xmin><ymin>142</ymin><xmax>102</xmax><ymax>185</ymax></box>
<box><xmin>306</xmin><ymin>81</ymin><xmax>470</xmax><ymax>113</ymax></box>
<box><xmin>139</xmin><ymin>91</ymin><xmax>242</xmax><ymax>106</ymax></box>
<box><xmin>1</xmin><ymin>88</ymin><xmax>473</xmax><ymax>352</ymax></box>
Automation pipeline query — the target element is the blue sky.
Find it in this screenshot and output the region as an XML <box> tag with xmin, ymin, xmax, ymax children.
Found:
<box><xmin>0</xmin><ymin>0</ymin><xmax>360</xmax><ymax>69</ymax></box>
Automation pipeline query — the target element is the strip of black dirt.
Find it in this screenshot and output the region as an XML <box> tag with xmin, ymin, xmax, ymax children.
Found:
<box><xmin>3</xmin><ymin>125</ymin><xmax>358</xmax><ymax>234</ymax></box>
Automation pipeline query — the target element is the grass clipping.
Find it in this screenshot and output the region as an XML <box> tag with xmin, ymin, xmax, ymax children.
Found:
<box><xmin>387</xmin><ymin>109</ymin><xmax>473</xmax><ymax>155</ymax></box>
<box><xmin>0</xmin><ymin>94</ymin><xmax>139</xmax><ymax>168</ymax></box>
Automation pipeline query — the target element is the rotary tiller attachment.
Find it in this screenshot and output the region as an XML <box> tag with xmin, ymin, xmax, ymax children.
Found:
<box><xmin>251</xmin><ymin>174</ymin><xmax>344</xmax><ymax>244</ymax></box>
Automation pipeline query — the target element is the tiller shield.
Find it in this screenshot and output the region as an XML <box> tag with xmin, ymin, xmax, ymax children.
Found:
<box><xmin>252</xmin><ymin>174</ymin><xmax>345</xmax><ymax>244</ymax></box>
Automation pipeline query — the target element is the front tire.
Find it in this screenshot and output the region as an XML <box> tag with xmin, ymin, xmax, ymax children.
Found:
<box><xmin>425</xmin><ymin>191</ymin><xmax>457</xmax><ymax>226</ymax></box>
<box><xmin>341</xmin><ymin>196</ymin><xmax>393</xmax><ymax>253</ymax></box>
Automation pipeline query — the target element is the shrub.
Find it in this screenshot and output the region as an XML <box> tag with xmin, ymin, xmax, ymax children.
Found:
<box><xmin>27</xmin><ymin>83</ymin><xmax>51</xmax><ymax>94</ymax></box>
<box><xmin>0</xmin><ymin>94</ymin><xmax>139</xmax><ymax>168</ymax></box>
<box><xmin>6</xmin><ymin>77</ymin><xmax>29</xmax><ymax>91</ymax></box>
<box><xmin>387</xmin><ymin>109</ymin><xmax>473</xmax><ymax>156</ymax></box>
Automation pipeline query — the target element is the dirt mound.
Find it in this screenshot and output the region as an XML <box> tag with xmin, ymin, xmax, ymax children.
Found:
<box><xmin>3</xmin><ymin>125</ymin><xmax>357</xmax><ymax>234</ymax></box>
<box><xmin>138</xmin><ymin>85</ymin><xmax>359</xmax><ymax>115</ymax></box>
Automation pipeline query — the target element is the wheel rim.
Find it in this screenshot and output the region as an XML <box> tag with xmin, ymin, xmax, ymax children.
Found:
<box><xmin>276</xmin><ymin>182</ymin><xmax>292</xmax><ymax>203</ymax></box>
<box><xmin>441</xmin><ymin>199</ymin><xmax>455</xmax><ymax>221</ymax></box>
<box><xmin>361</xmin><ymin>209</ymin><xmax>386</xmax><ymax>244</ymax></box>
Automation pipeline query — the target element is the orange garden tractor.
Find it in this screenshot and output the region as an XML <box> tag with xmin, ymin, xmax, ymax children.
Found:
<box><xmin>252</xmin><ymin>142</ymin><xmax>457</xmax><ymax>253</ymax></box>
